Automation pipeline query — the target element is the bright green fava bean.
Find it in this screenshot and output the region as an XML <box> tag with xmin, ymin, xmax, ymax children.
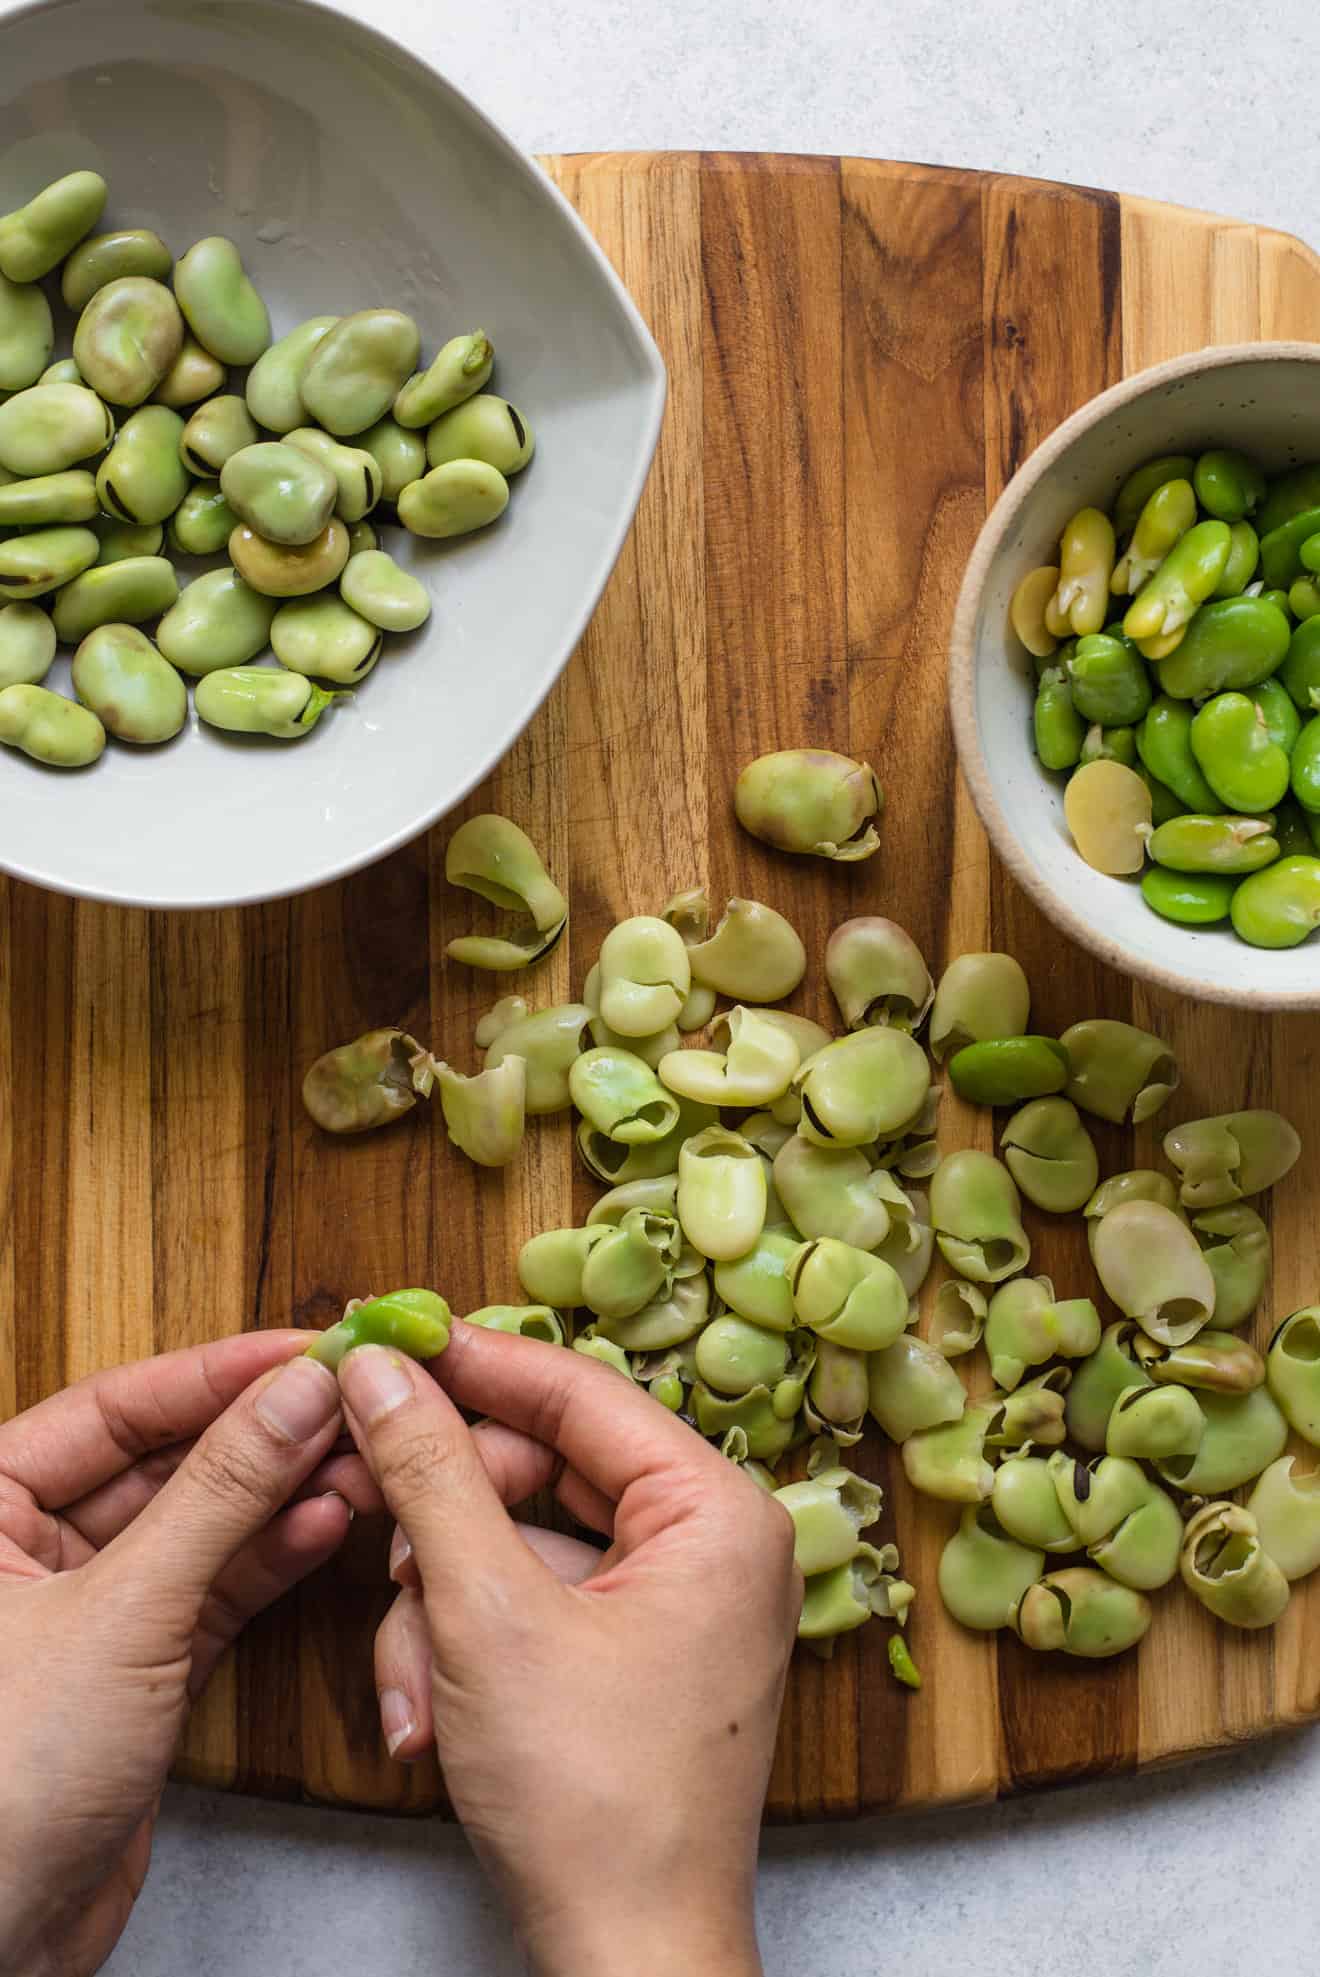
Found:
<box><xmin>1113</xmin><ymin>453</ymin><xmax>1196</xmax><ymax>537</ymax></box>
<box><xmin>0</xmin><ymin>384</ymin><xmax>115</xmax><ymax>476</ymax></box>
<box><xmin>1291</xmin><ymin>716</ymin><xmax>1320</xmax><ymax>812</ymax></box>
<box><xmin>1154</xmin><ymin>595</ymin><xmax>1291</xmax><ymax>699</ymax></box>
<box><xmin>71</xmin><ymin>624</ymin><xmax>186</xmax><ymax>744</ymax></box>
<box><xmin>61</xmin><ymin>227</ymin><xmax>172</xmax><ymax>311</ymax></box>
<box><xmin>97</xmin><ymin>407</ymin><xmax>189</xmax><ymax>526</ymax></box>
<box><xmin>52</xmin><ymin>555</ymin><xmax>179</xmax><ymax>644</ymax></box>
<box><xmin>73</xmin><ymin>277</ymin><xmax>184</xmax><ymax>407</ymax></box>
<box><xmin>1000</xmin><ymin>1096</ymin><xmax>1098</xmax><ymax>1213</ymax></box>
<box><xmin>301</xmin><ymin>310</ymin><xmax>421</xmax><ymax>437</ymax></box>
<box><xmin>340</xmin><ymin>549</ymin><xmax>430</xmax><ymax>632</ymax></box>
<box><xmin>1293</xmin><ymin>576</ymin><xmax>1320</xmax><ymax>620</ymax></box>
<box><xmin>1067</xmin><ymin>633</ymin><xmax>1151</xmax><ymax>725</ymax></box>
<box><xmin>173</xmin><ymin>237</ymin><xmax>271</xmax><ymax>365</ymax></box>
<box><xmin>0</xmin><ymin>525</ymin><xmax>98</xmax><ymax>600</ymax></box>
<box><xmin>1033</xmin><ymin>666</ymin><xmax>1083</xmax><ymax>770</ymax></box>
<box><xmin>1230</xmin><ymin>854</ymin><xmax>1320</xmax><ymax>947</ymax></box>
<box><xmin>97</xmin><ymin>522</ymin><xmax>163</xmax><ymax>563</ymax></box>
<box><xmin>1213</xmin><ymin>521</ymin><xmax>1260</xmax><ymax>598</ymax></box>
<box><xmin>0</xmin><ymin>469</ymin><xmax>98</xmax><ymax>526</ymax></box>
<box><xmin>734</xmin><ymin>748</ymin><xmax>883</xmax><ymax>861</ymax></box>
<box><xmin>394</xmin><ymin>331</ymin><xmax>493</xmax><ymax>427</ymax></box>
<box><xmin>1250</xmin><ymin>678</ymin><xmax>1303</xmax><ymax>754</ymax></box>
<box><xmin>1137</xmin><ymin>696</ymin><xmax>1224</xmax><ymax>812</ymax></box>
<box><xmin>1259</xmin><ymin>463</ymin><xmax>1320</xmax><ymax>536</ymax></box>
<box><xmin>398</xmin><ymin>459</ymin><xmax>509</xmax><ymax>538</ymax></box>
<box><xmin>357</xmin><ymin>416</ymin><xmax>426</xmax><ymax>503</ymax></box>
<box><xmin>180</xmin><ymin>395</ymin><xmax>258</xmax><ymax>476</ymax></box>
<box><xmin>168</xmin><ymin>482</ymin><xmax>238</xmax><ymax>557</ymax></box>
<box><xmin>1141</xmin><ymin>867</ymin><xmax>1237</xmax><ymax>925</ymax></box>
<box><xmin>194</xmin><ymin>666</ymin><xmax>338</xmax><ymax>739</ymax></box>
<box><xmin>1190</xmin><ymin>691</ymin><xmax>1290</xmax><ymax>811</ymax></box>
<box><xmin>0</xmin><ymin>171</ymin><xmax>106</xmax><ymax>282</ymax></box>
<box><xmin>0</xmin><ymin>602</ymin><xmax>56</xmax><ymax>687</ymax></box>
<box><xmin>0</xmin><ymin>682</ymin><xmax>104</xmax><ymax>765</ymax></box>
<box><xmin>245</xmin><ymin>316</ymin><xmax>338</xmax><ymax>432</ymax></box>
<box><xmin>1081</xmin><ymin>723</ymin><xmax>1137</xmax><ymax>770</ymax></box>
<box><xmin>948</xmin><ymin>1036</ymin><xmax>1068</xmax><ymax>1107</ymax></box>
<box><xmin>426</xmin><ymin>393</ymin><xmax>534</xmax><ymax>476</ymax></box>
<box><xmin>1260</xmin><ymin>506</ymin><xmax>1320</xmax><ymax>589</ymax></box>
<box><xmin>1110</xmin><ymin>479</ymin><xmax>1196</xmax><ymax>595</ymax></box>
<box><xmin>0</xmin><ymin>270</ymin><xmax>53</xmax><ymax>391</ymax></box>
<box><xmin>1148</xmin><ymin>813</ymin><xmax>1278</xmax><ymax>874</ymax></box>
<box><xmin>306</xmin><ymin>1289</ymin><xmax>450</xmax><ymax>1370</ymax></box>
<box><xmin>1123</xmin><ymin>520</ymin><xmax>1232</xmax><ymax>644</ymax></box>
<box><xmin>156</xmin><ymin>568</ymin><xmax>277</xmax><ymax>676</ymax></box>
<box><xmin>220</xmin><ymin>442</ymin><xmax>337</xmax><ymax>546</ymax></box>
<box><xmin>1193</xmin><ymin>448</ymin><xmax>1266</xmax><ymax>522</ymax></box>
<box><xmin>1135</xmin><ymin>762</ymin><xmax>1188</xmax><ymax>826</ymax></box>
<box><xmin>270</xmin><ymin>595</ymin><xmax>382</xmax><ymax>683</ymax></box>
<box><xmin>284</xmin><ymin>428</ymin><xmax>382</xmax><ymax>522</ymax></box>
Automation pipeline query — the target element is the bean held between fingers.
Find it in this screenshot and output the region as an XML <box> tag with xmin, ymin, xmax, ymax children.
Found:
<box><xmin>307</xmin><ymin>1289</ymin><xmax>451</xmax><ymax>1370</ymax></box>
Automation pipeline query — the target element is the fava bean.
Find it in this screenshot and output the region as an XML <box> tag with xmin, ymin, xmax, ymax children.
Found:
<box><xmin>0</xmin><ymin>383</ymin><xmax>114</xmax><ymax>477</ymax></box>
<box><xmin>1009</xmin><ymin>564</ymin><xmax>1059</xmax><ymax>659</ymax></box>
<box><xmin>285</xmin><ymin>427</ymin><xmax>382</xmax><ymax>522</ymax></box>
<box><xmin>1047</xmin><ymin>507</ymin><xmax>1114</xmax><ymax>637</ymax></box>
<box><xmin>426</xmin><ymin>393</ymin><xmax>534</xmax><ymax>476</ymax></box>
<box><xmin>61</xmin><ymin>227</ymin><xmax>172</xmax><ymax>312</ymax></box>
<box><xmin>1067</xmin><ymin>632</ymin><xmax>1151</xmax><ymax>725</ymax></box>
<box><xmin>153</xmin><ymin>335</ymin><xmax>226</xmax><ymax>410</ymax></box>
<box><xmin>1212</xmin><ymin>520</ymin><xmax>1261</xmax><ymax>598</ymax></box>
<box><xmin>1230</xmin><ymin>854</ymin><xmax>1320</xmax><ymax>947</ymax></box>
<box><xmin>1138</xmin><ymin>696</ymin><xmax>1225</xmax><ymax>813</ymax></box>
<box><xmin>244</xmin><ymin>316</ymin><xmax>338</xmax><ymax>432</ymax></box>
<box><xmin>357</xmin><ymin>415</ymin><xmax>426</xmax><ymax>503</ymax></box>
<box><xmin>0</xmin><ymin>171</ymin><xmax>106</xmax><ymax>282</ymax></box>
<box><xmin>71</xmin><ymin>623</ymin><xmax>186</xmax><ymax>743</ymax></box>
<box><xmin>73</xmin><ymin>276</ymin><xmax>183</xmax><ymax>407</ymax></box>
<box><xmin>1260</xmin><ymin>505</ymin><xmax>1320</xmax><ymax>589</ymax></box>
<box><xmin>194</xmin><ymin>665</ymin><xmax>339</xmax><ymax>738</ymax></box>
<box><xmin>220</xmin><ymin>441</ymin><xmax>337</xmax><ymax>546</ymax></box>
<box><xmin>1291</xmin><ymin>716</ymin><xmax>1320</xmax><ymax>812</ymax></box>
<box><xmin>97</xmin><ymin>406</ymin><xmax>189</xmax><ymax>526</ymax></box>
<box><xmin>306</xmin><ymin>1289</ymin><xmax>450</xmax><ymax>1370</ymax></box>
<box><xmin>1079</xmin><ymin>722</ymin><xmax>1137</xmax><ymax>768</ymax></box>
<box><xmin>0</xmin><ymin>468</ymin><xmax>98</xmax><ymax>526</ymax></box>
<box><xmin>180</xmin><ymin>394</ymin><xmax>258</xmax><ymax>475</ymax></box>
<box><xmin>173</xmin><ymin>236</ymin><xmax>271</xmax><ymax>365</ymax></box>
<box><xmin>1110</xmin><ymin>478</ymin><xmax>1195</xmax><ymax>595</ymax></box>
<box><xmin>0</xmin><ymin>601</ymin><xmax>56</xmax><ymax>687</ymax></box>
<box><xmin>0</xmin><ymin>681</ymin><xmax>104</xmax><ymax>765</ymax></box>
<box><xmin>1000</xmin><ymin>1096</ymin><xmax>1098</xmax><ymax>1213</ymax></box>
<box><xmin>229</xmin><ymin>518</ymin><xmax>349</xmax><ymax>597</ymax></box>
<box><xmin>1113</xmin><ymin>453</ymin><xmax>1196</xmax><ymax>538</ymax></box>
<box><xmin>1060</xmin><ymin>1017</ymin><xmax>1177</xmax><ymax>1125</ymax></box>
<box><xmin>1140</xmin><ymin>866</ymin><xmax>1237</xmax><ymax>925</ymax></box>
<box><xmin>1155</xmin><ymin>594</ymin><xmax>1291</xmax><ymax>699</ymax></box>
<box><xmin>301</xmin><ymin>309</ymin><xmax>421</xmax><ymax>437</ymax></box>
<box><xmin>397</xmin><ymin>458</ymin><xmax>509</xmax><ymax>538</ymax></box>
<box><xmin>394</xmin><ymin>330</ymin><xmax>493</xmax><ymax>427</ymax></box>
<box><xmin>156</xmin><ymin>567</ymin><xmax>277</xmax><ymax>675</ymax></box>
<box><xmin>1033</xmin><ymin>665</ymin><xmax>1083</xmax><ymax>770</ymax></box>
<box><xmin>0</xmin><ymin>524</ymin><xmax>99</xmax><ymax>600</ymax></box>
<box><xmin>1064</xmin><ymin>758</ymin><xmax>1153</xmax><ymax>874</ymax></box>
<box><xmin>1148</xmin><ymin>812</ymin><xmax>1279</xmax><ymax>874</ymax></box>
<box><xmin>168</xmin><ymin>482</ymin><xmax>238</xmax><ymax>557</ymax></box>
<box><xmin>52</xmin><ymin>554</ymin><xmax>178</xmax><ymax>643</ymax></box>
<box><xmin>0</xmin><ymin>269</ymin><xmax>53</xmax><ymax>392</ymax></box>
<box><xmin>734</xmin><ymin>748</ymin><xmax>883</xmax><ymax>860</ymax></box>
<box><xmin>1193</xmin><ymin>448</ymin><xmax>1265</xmax><ymax>523</ymax></box>
<box><xmin>96</xmin><ymin>521</ymin><xmax>163</xmax><ymax>564</ymax></box>
<box><xmin>1123</xmin><ymin>519</ymin><xmax>1231</xmax><ymax>646</ymax></box>
<box><xmin>270</xmin><ymin>595</ymin><xmax>382</xmax><ymax>683</ymax></box>
<box><xmin>339</xmin><ymin>548</ymin><xmax>430</xmax><ymax>632</ymax></box>
<box><xmin>948</xmin><ymin>1035</ymin><xmax>1068</xmax><ymax>1106</ymax></box>
<box><xmin>1190</xmin><ymin>691</ymin><xmax>1290</xmax><ymax>812</ymax></box>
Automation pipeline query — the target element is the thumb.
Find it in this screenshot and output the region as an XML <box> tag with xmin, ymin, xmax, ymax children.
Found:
<box><xmin>89</xmin><ymin>1353</ymin><xmax>343</xmax><ymax>1644</ymax></box>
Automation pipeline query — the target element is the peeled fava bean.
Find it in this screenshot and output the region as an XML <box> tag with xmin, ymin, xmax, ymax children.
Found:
<box><xmin>307</xmin><ymin>1289</ymin><xmax>450</xmax><ymax>1371</ymax></box>
<box><xmin>1156</xmin><ymin>594</ymin><xmax>1290</xmax><ymax>699</ymax></box>
<box><xmin>229</xmin><ymin>519</ymin><xmax>349</xmax><ymax>599</ymax></box>
<box><xmin>0</xmin><ymin>682</ymin><xmax>105</xmax><ymax>766</ymax></box>
<box><xmin>929</xmin><ymin>1149</ymin><xmax>1030</xmax><ymax>1284</ymax></box>
<box><xmin>1164</xmin><ymin>1109</ymin><xmax>1300</xmax><ymax>1210</ymax></box>
<box><xmin>0</xmin><ymin>468</ymin><xmax>99</xmax><ymax>527</ymax></box>
<box><xmin>0</xmin><ymin>269</ymin><xmax>54</xmax><ymax>392</ymax></box>
<box><xmin>302</xmin><ymin>1027</ymin><xmax>434</xmax><ymax>1133</ymax></box>
<box><xmin>61</xmin><ymin>227</ymin><xmax>172</xmax><ymax>312</ymax></box>
<box><xmin>773</xmin><ymin>1467</ymin><xmax>881</xmax><ymax>1577</ymax></box>
<box><xmin>1060</xmin><ymin>1017</ymin><xmax>1177</xmax><ymax>1125</ymax></box>
<box><xmin>734</xmin><ymin>747</ymin><xmax>882</xmax><ymax>861</ymax></box>
<box><xmin>394</xmin><ymin>330</ymin><xmax>493</xmax><ymax>428</ymax></box>
<box><xmin>867</xmin><ymin>1331</ymin><xmax>967</xmax><ymax>1443</ymax></box>
<box><xmin>0</xmin><ymin>170</ymin><xmax>107</xmax><ymax>282</ymax></box>
<box><xmin>73</xmin><ymin>277</ymin><xmax>183</xmax><ymax>407</ymax></box>
<box><xmin>947</xmin><ymin>1035</ymin><xmax>1068</xmax><ymax>1106</ymax></box>
<box><xmin>1231</xmin><ymin>855</ymin><xmax>1320</xmax><ymax>948</ymax></box>
<box><xmin>825</xmin><ymin>916</ymin><xmax>932</xmax><ymax>1031</ymax></box>
<box><xmin>1000</xmin><ymin>1096</ymin><xmax>1098</xmax><ymax>1213</ymax></box>
<box><xmin>157</xmin><ymin>567</ymin><xmax>277</xmax><ymax>676</ymax></box>
<box><xmin>1247</xmin><ymin>1457</ymin><xmax>1320</xmax><ymax>1581</ymax></box>
<box><xmin>1009</xmin><ymin>564</ymin><xmax>1060</xmax><ymax>659</ymax></box>
<box><xmin>52</xmin><ymin>555</ymin><xmax>179</xmax><ymax>644</ymax></box>
<box><xmin>301</xmin><ymin>310</ymin><xmax>421</xmax><ymax>437</ymax></box>
<box><xmin>270</xmin><ymin>595</ymin><xmax>382</xmax><ymax>684</ymax></box>
<box><xmin>1266</xmin><ymin>1308</ymin><xmax>1320</xmax><ymax>1445</ymax></box>
<box><xmin>398</xmin><ymin>458</ymin><xmax>509</xmax><ymax>538</ymax></box>
<box><xmin>426</xmin><ymin>392</ymin><xmax>534</xmax><ymax>476</ymax></box>
<box><xmin>71</xmin><ymin>624</ymin><xmax>186</xmax><ymax>744</ymax></box>
<box><xmin>1110</xmin><ymin>478</ymin><xmax>1196</xmax><ymax>596</ymax></box>
<box><xmin>193</xmin><ymin>665</ymin><xmax>339</xmax><ymax>739</ymax></box>
<box><xmin>1179</xmin><ymin>1500</ymin><xmax>1290</xmax><ymax>1629</ymax></box>
<box><xmin>0</xmin><ymin>524</ymin><xmax>98</xmax><ymax>600</ymax></box>
<box><xmin>0</xmin><ymin>601</ymin><xmax>56</xmax><ymax>688</ymax></box>
<box><xmin>1114</xmin><ymin>453</ymin><xmax>1196</xmax><ymax>537</ymax></box>
<box><xmin>1010</xmin><ymin>1566</ymin><xmax>1151</xmax><ymax>1658</ymax></box>
<box><xmin>444</xmin><ymin>813</ymin><xmax>568</xmax><ymax>970</ymax></box>
<box><xmin>929</xmin><ymin>952</ymin><xmax>1029</xmax><ymax>1062</ymax></box>
<box><xmin>1091</xmin><ymin>1199</ymin><xmax>1214</xmax><ymax>1348</ymax></box>
<box><xmin>1123</xmin><ymin>518</ymin><xmax>1232</xmax><ymax>647</ymax></box>
<box><xmin>0</xmin><ymin>383</ymin><xmax>115</xmax><ymax>477</ymax></box>
<box><xmin>173</xmin><ymin>237</ymin><xmax>271</xmax><ymax>366</ymax></box>
<box><xmin>340</xmin><ymin>549</ymin><xmax>430</xmax><ymax>633</ymax></box>
<box><xmin>434</xmin><ymin>1056</ymin><xmax>526</xmax><ymax>1167</ymax></box>
<box><xmin>1047</xmin><ymin>508</ymin><xmax>1115</xmax><ymax>637</ymax></box>
<box><xmin>97</xmin><ymin>407</ymin><xmax>190</xmax><ymax>526</ymax></box>
<box><xmin>1064</xmin><ymin>758</ymin><xmax>1152</xmax><ymax>875</ymax></box>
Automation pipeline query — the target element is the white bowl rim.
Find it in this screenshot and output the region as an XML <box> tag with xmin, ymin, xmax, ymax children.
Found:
<box><xmin>950</xmin><ymin>338</ymin><xmax>1320</xmax><ymax>1012</ymax></box>
<box><xmin>0</xmin><ymin>0</ymin><xmax>667</xmax><ymax>912</ymax></box>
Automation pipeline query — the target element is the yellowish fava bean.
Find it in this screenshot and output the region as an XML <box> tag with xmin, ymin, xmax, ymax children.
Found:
<box><xmin>228</xmin><ymin>519</ymin><xmax>349</xmax><ymax>598</ymax></box>
<box><xmin>1064</xmin><ymin>758</ymin><xmax>1153</xmax><ymax>874</ymax></box>
<box><xmin>1046</xmin><ymin>509</ymin><xmax>1115</xmax><ymax>637</ymax></box>
<box><xmin>1009</xmin><ymin>565</ymin><xmax>1060</xmax><ymax>659</ymax></box>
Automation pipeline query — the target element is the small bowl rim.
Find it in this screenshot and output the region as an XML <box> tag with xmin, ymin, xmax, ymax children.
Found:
<box><xmin>950</xmin><ymin>338</ymin><xmax>1320</xmax><ymax>1012</ymax></box>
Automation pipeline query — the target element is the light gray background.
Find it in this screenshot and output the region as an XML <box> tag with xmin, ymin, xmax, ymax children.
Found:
<box><xmin>4</xmin><ymin>0</ymin><xmax>1315</xmax><ymax>1969</ymax></box>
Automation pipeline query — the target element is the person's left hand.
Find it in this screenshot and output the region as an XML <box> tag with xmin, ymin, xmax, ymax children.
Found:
<box><xmin>0</xmin><ymin>1331</ymin><xmax>379</xmax><ymax>1977</ymax></box>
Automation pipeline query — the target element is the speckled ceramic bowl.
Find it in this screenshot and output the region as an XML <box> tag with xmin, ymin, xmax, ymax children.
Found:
<box><xmin>951</xmin><ymin>341</ymin><xmax>1320</xmax><ymax>1010</ymax></box>
<box><xmin>0</xmin><ymin>0</ymin><xmax>664</xmax><ymax>908</ymax></box>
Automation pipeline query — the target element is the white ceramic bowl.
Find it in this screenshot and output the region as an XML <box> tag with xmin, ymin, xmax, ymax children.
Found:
<box><xmin>951</xmin><ymin>341</ymin><xmax>1320</xmax><ymax>1011</ymax></box>
<box><xmin>0</xmin><ymin>0</ymin><xmax>664</xmax><ymax>909</ymax></box>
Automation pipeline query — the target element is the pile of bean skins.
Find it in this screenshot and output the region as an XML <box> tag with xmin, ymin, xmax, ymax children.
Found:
<box><xmin>302</xmin><ymin>749</ymin><xmax>1320</xmax><ymax>1672</ymax></box>
<box><xmin>1010</xmin><ymin>449</ymin><xmax>1320</xmax><ymax>949</ymax></box>
<box><xmin>0</xmin><ymin>169</ymin><xmax>532</xmax><ymax>764</ymax></box>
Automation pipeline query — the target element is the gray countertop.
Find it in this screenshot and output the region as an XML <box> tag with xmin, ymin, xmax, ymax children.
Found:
<box><xmin>8</xmin><ymin>0</ymin><xmax>1318</xmax><ymax>1968</ymax></box>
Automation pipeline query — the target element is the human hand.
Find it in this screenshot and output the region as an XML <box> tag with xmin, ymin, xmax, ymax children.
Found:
<box><xmin>337</xmin><ymin>1324</ymin><xmax>803</xmax><ymax>1977</ymax></box>
<box><xmin>0</xmin><ymin>1332</ymin><xmax>375</xmax><ymax>1977</ymax></box>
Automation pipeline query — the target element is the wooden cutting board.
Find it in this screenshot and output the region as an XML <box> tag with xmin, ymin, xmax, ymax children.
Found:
<box><xmin>4</xmin><ymin>154</ymin><xmax>1320</xmax><ymax>1819</ymax></box>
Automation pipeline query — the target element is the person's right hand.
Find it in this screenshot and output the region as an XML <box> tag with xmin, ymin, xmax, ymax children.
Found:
<box><xmin>335</xmin><ymin>1324</ymin><xmax>802</xmax><ymax>1977</ymax></box>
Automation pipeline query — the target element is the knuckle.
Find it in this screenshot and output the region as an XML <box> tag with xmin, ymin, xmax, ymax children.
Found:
<box><xmin>188</xmin><ymin>1434</ymin><xmax>273</xmax><ymax>1513</ymax></box>
<box><xmin>381</xmin><ymin>1426</ymin><xmax>460</xmax><ymax>1511</ymax></box>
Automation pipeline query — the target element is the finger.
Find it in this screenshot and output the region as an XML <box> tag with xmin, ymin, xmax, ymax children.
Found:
<box><xmin>0</xmin><ymin>1330</ymin><xmax>312</xmax><ymax>1509</ymax></box>
<box><xmin>89</xmin><ymin>1354</ymin><xmax>344</xmax><ymax>1641</ymax></box>
<box><xmin>188</xmin><ymin>1493</ymin><xmax>352</xmax><ymax>1696</ymax></box>
<box><xmin>374</xmin><ymin>1588</ymin><xmax>434</xmax><ymax>1761</ymax></box>
<box><xmin>336</xmin><ymin>1346</ymin><xmax>555</xmax><ymax>1638</ymax></box>
<box><xmin>516</xmin><ymin>1523</ymin><xmax>604</xmax><ymax>1585</ymax></box>
<box><xmin>292</xmin><ymin>1450</ymin><xmax>385</xmax><ymax>1516</ymax></box>
<box><xmin>471</xmin><ymin>1419</ymin><xmax>616</xmax><ymax>1534</ymax></box>
<box><xmin>437</xmin><ymin>1322</ymin><xmax>734</xmax><ymax>1511</ymax></box>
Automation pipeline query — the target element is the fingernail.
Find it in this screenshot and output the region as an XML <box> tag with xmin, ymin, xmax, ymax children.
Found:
<box><xmin>339</xmin><ymin>1345</ymin><xmax>414</xmax><ymax>1426</ymax></box>
<box><xmin>388</xmin><ymin>1524</ymin><xmax>413</xmax><ymax>1582</ymax></box>
<box><xmin>379</xmin><ymin>1687</ymin><xmax>416</xmax><ymax>1758</ymax></box>
<box><xmin>322</xmin><ymin>1490</ymin><xmax>355</xmax><ymax>1525</ymax></box>
<box><xmin>255</xmin><ymin>1356</ymin><xmax>341</xmax><ymax>1444</ymax></box>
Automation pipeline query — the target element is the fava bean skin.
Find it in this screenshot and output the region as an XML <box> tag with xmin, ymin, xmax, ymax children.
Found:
<box><xmin>1230</xmin><ymin>856</ymin><xmax>1320</xmax><ymax>948</ymax></box>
